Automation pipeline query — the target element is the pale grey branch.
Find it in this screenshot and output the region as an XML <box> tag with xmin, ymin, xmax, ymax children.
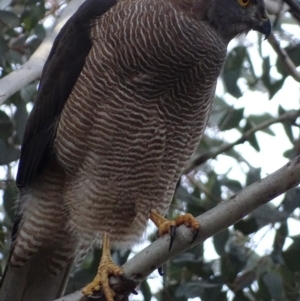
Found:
<box><xmin>268</xmin><ymin>33</ymin><xmax>300</xmax><ymax>83</ymax></box>
<box><xmin>55</xmin><ymin>154</ymin><xmax>300</xmax><ymax>301</ymax></box>
<box><xmin>0</xmin><ymin>0</ymin><xmax>84</xmax><ymax>105</ymax></box>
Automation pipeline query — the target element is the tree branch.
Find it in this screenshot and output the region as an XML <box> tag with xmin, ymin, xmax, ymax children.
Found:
<box><xmin>0</xmin><ymin>0</ymin><xmax>85</xmax><ymax>105</ymax></box>
<box><xmin>55</xmin><ymin>154</ymin><xmax>300</xmax><ymax>301</ymax></box>
<box><xmin>267</xmin><ymin>32</ymin><xmax>300</xmax><ymax>83</ymax></box>
<box><xmin>283</xmin><ymin>0</ymin><xmax>300</xmax><ymax>22</ymax></box>
<box><xmin>184</xmin><ymin>109</ymin><xmax>300</xmax><ymax>174</ymax></box>
<box><xmin>264</xmin><ymin>0</ymin><xmax>288</xmax><ymax>15</ymax></box>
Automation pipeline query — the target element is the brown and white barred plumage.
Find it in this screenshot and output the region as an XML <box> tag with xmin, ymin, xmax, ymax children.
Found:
<box><xmin>0</xmin><ymin>0</ymin><xmax>270</xmax><ymax>300</ymax></box>
<box><xmin>13</xmin><ymin>0</ymin><xmax>226</xmax><ymax>269</ymax></box>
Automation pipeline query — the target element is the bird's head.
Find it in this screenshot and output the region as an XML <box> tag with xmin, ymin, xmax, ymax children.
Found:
<box><xmin>207</xmin><ymin>0</ymin><xmax>271</xmax><ymax>42</ymax></box>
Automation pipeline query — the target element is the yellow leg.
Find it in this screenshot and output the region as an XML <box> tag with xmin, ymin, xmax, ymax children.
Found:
<box><xmin>150</xmin><ymin>210</ymin><xmax>200</xmax><ymax>250</ymax></box>
<box><xmin>82</xmin><ymin>232</ymin><xmax>123</xmax><ymax>300</ymax></box>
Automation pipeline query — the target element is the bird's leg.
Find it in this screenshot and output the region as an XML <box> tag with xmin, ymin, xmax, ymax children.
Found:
<box><xmin>149</xmin><ymin>210</ymin><xmax>200</xmax><ymax>251</ymax></box>
<box><xmin>82</xmin><ymin>232</ymin><xmax>124</xmax><ymax>300</ymax></box>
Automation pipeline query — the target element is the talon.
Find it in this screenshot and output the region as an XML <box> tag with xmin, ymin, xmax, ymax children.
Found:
<box><xmin>169</xmin><ymin>225</ymin><xmax>176</xmax><ymax>251</ymax></box>
<box><xmin>158</xmin><ymin>266</ymin><xmax>164</xmax><ymax>276</ymax></box>
<box><xmin>150</xmin><ymin>210</ymin><xmax>200</xmax><ymax>250</ymax></box>
<box><xmin>191</xmin><ymin>228</ymin><xmax>199</xmax><ymax>244</ymax></box>
<box><xmin>82</xmin><ymin>232</ymin><xmax>124</xmax><ymax>301</ymax></box>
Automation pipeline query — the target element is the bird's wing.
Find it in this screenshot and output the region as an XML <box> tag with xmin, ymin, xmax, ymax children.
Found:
<box><xmin>16</xmin><ymin>0</ymin><xmax>117</xmax><ymax>189</ymax></box>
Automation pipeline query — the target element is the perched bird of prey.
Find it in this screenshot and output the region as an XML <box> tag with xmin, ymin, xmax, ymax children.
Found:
<box><xmin>0</xmin><ymin>0</ymin><xmax>270</xmax><ymax>300</ymax></box>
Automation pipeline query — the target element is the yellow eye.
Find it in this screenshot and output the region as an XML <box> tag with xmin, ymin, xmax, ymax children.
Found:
<box><xmin>238</xmin><ymin>0</ymin><xmax>250</xmax><ymax>7</ymax></box>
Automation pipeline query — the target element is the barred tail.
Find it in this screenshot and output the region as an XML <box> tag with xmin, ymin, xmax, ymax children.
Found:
<box><xmin>0</xmin><ymin>248</ymin><xmax>73</xmax><ymax>301</ymax></box>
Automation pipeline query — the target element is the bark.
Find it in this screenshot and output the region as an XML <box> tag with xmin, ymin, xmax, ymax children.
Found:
<box><xmin>0</xmin><ymin>0</ymin><xmax>84</xmax><ymax>105</ymax></box>
<box><xmin>55</xmin><ymin>155</ymin><xmax>300</xmax><ymax>301</ymax></box>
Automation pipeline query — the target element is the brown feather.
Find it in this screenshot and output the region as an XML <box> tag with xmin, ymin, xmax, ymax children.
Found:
<box><xmin>1</xmin><ymin>0</ymin><xmax>270</xmax><ymax>300</ymax></box>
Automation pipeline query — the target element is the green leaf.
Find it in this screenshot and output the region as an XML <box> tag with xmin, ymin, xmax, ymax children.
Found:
<box><xmin>213</xmin><ymin>96</ymin><xmax>228</xmax><ymax>109</ymax></box>
<box><xmin>175</xmin><ymin>280</ymin><xmax>222</xmax><ymax>299</ymax></box>
<box><xmin>223</xmin><ymin>46</ymin><xmax>246</xmax><ymax>98</ymax></box>
<box><xmin>175</xmin><ymin>281</ymin><xmax>204</xmax><ymax>299</ymax></box>
<box><xmin>0</xmin><ymin>36</ymin><xmax>8</xmax><ymax>67</ymax></box>
<box><xmin>9</xmin><ymin>49</ymin><xmax>23</xmax><ymax>65</ymax></box>
<box><xmin>262</xmin><ymin>56</ymin><xmax>271</xmax><ymax>90</ymax></box>
<box><xmin>21</xmin><ymin>4</ymin><xmax>46</xmax><ymax>31</ymax></box>
<box><xmin>282</xmin><ymin>245</ymin><xmax>300</xmax><ymax>273</ymax></box>
<box><xmin>273</xmin><ymin>222</ymin><xmax>288</xmax><ymax>256</ymax></box>
<box><xmin>281</xmin><ymin>188</ymin><xmax>300</xmax><ymax>215</ymax></box>
<box><xmin>234</xmin><ymin>270</ymin><xmax>256</xmax><ymax>291</ymax></box>
<box><xmin>221</xmin><ymin>253</ymin><xmax>246</xmax><ymax>284</ymax></box>
<box><xmin>245</xmin><ymin>50</ymin><xmax>257</xmax><ymax>81</ymax></box>
<box><xmin>3</xmin><ymin>180</ymin><xmax>17</xmax><ymax>222</ymax></box>
<box><xmin>172</xmin><ymin>251</ymin><xmax>202</xmax><ymax>265</ymax></box>
<box><xmin>232</xmin><ymin>291</ymin><xmax>252</xmax><ymax>301</ymax></box>
<box><xmin>251</xmin><ymin>204</ymin><xmax>287</xmax><ymax>229</ymax></box>
<box><xmin>220</xmin><ymin>178</ymin><xmax>243</xmax><ymax>192</ymax></box>
<box><xmin>261</xmin><ymin>57</ymin><xmax>284</xmax><ymax>100</ymax></box>
<box><xmin>279</xmin><ymin>265</ymin><xmax>299</xmax><ymax>301</ymax></box>
<box><xmin>0</xmin><ymin>110</ymin><xmax>13</xmax><ymax>142</ymax></box>
<box><xmin>213</xmin><ymin>229</ymin><xmax>229</xmax><ymax>256</ymax></box>
<box><xmin>210</xmin><ymin>96</ymin><xmax>229</xmax><ymax>126</ymax></box>
<box><xmin>32</xmin><ymin>23</ymin><xmax>46</xmax><ymax>40</ymax></box>
<box><xmin>282</xmin><ymin>121</ymin><xmax>294</xmax><ymax>143</ymax></box>
<box><xmin>27</xmin><ymin>24</ymin><xmax>46</xmax><ymax>52</ymax></box>
<box><xmin>0</xmin><ymin>10</ymin><xmax>19</xmax><ymax>28</ymax></box>
<box><xmin>247</xmin><ymin>114</ymin><xmax>275</xmax><ymax>136</ymax></box>
<box><xmin>20</xmin><ymin>82</ymin><xmax>37</xmax><ymax>103</ymax></box>
<box><xmin>283</xmin><ymin>147</ymin><xmax>296</xmax><ymax>160</ymax></box>
<box><xmin>206</xmin><ymin>172</ymin><xmax>221</xmax><ymax>203</ymax></box>
<box><xmin>279</xmin><ymin>112</ymin><xmax>294</xmax><ymax>150</ymax></box>
<box><xmin>277</xmin><ymin>43</ymin><xmax>300</xmax><ymax>76</ymax></box>
<box><xmin>261</xmin><ymin>272</ymin><xmax>285</xmax><ymax>301</ymax></box>
<box><xmin>269</xmin><ymin>78</ymin><xmax>285</xmax><ymax>100</ymax></box>
<box><xmin>219</xmin><ymin>108</ymin><xmax>244</xmax><ymax>131</ymax></box>
<box><xmin>246</xmin><ymin>167</ymin><xmax>261</xmax><ymax>186</ymax></box>
<box><xmin>14</xmin><ymin>99</ymin><xmax>28</xmax><ymax>142</ymax></box>
<box><xmin>0</xmin><ymin>139</ymin><xmax>20</xmax><ymax>165</ymax></box>
<box><xmin>278</xmin><ymin>105</ymin><xmax>285</xmax><ymax>116</ymax></box>
<box><xmin>140</xmin><ymin>280</ymin><xmax>152</xmax><ymax>301</ymax></box>
<box><xmin>244</xmin><ymin>121</ymin><xmax>260</xmax><ymax>151</ymax></box>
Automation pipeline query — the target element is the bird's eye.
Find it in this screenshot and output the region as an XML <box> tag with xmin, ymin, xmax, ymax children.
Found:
<box><xmin>238</xmin><ymin>0</ymin><xmax>250</xmax><ymax>7</ymax></box>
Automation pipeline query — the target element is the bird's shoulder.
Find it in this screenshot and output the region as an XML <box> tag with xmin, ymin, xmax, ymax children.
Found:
<box><xmin>16</xmin><ymin>0</ymin><xmax>118</xmax><ymax>189</ymax></box>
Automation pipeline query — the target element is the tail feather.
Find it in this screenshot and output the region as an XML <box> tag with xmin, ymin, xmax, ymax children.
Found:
<box><xmin>0</xmin><ymin>247</ymin><xmax>73</xmax><ymax>301</ymax></box>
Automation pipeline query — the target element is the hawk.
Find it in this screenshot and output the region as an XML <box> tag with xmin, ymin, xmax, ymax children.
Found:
<box><xmin>0</xmin><ymin>0</ymin><xmax>270</xmax><ymax>300</ymax></box>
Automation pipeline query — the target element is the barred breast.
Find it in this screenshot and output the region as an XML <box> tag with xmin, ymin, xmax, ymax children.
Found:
<box><xmin>55</xmin><ymin>0</ymin><xmax>227</xmax><ymax>252</ymax></box>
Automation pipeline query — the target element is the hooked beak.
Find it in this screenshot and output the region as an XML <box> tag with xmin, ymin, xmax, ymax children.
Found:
<box><xmin>253</xmin><ymin>17</ymin><xmax>271</xmax><ymax>40</ymax></box>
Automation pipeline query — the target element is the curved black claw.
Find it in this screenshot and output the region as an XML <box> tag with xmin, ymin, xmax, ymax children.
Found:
<box><xmin>190</xmin><ymin>228</ymin><xmax>199</xmax><ymax>244</ymax></box>
<box><xmin>158</xmin><ymin>266</ymin><xmax>164</xmax><ymax>276</ymax></box>
<box><xmin>169</xmin><ymin>225</ymin><xmax>176</xmax><ymax>251</ymax></box>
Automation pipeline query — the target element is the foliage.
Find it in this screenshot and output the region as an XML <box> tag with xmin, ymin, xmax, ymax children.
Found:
<box><xmin>1</xmin><ymin>0</ymin><xmax>300</xmax><ymax>300</ymax></box>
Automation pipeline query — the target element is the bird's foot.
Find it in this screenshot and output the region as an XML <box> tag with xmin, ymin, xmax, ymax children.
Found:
<box><xmin>149</xmin><ymin>210</ymin><xmax>200</xmax><ymax>251</ymax></box>
<box><xmin>82</xmin><ymin>232</ymin><xmax>124</xmax><ymax>301</ymax></box>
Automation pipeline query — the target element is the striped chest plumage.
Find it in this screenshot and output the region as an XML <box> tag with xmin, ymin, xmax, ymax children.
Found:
<box><xmin>54</xmin><ymin>0</ymin><xmax>227</xmax><ymax>248</ymax></box>
<box><xmin>4</xmin><ymin>0</ymin><xmax>271</xmax><ymax>298</ymax></box>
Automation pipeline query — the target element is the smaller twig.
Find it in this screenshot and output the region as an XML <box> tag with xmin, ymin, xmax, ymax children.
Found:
<box><xmin>267</xmin><ymin>32</ymin><xmax>300</xmax><ymax>83</ymax></box>
<box><xmin>186</xmin><ymin>174</ymin><xmax>223</xmax><ymax>204</ymax></box>
<box><xmin>184</xmin><ymin>109</ymin><xmax>300</xmax><ymax>174</ymax></box>
<box><xmin>264</xmin><ymin>0</ymin><xmax>288</xmax><ymax>15</ymax></box>
<box><xmin>283</xmin><ymin>0</ymin><xmax>300</xmax><ymax>21</ymax></box>
<box><xmin>0</xmin><ymin>0</ymin><xmax>85</xmax><ymax>105</ymax></box>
